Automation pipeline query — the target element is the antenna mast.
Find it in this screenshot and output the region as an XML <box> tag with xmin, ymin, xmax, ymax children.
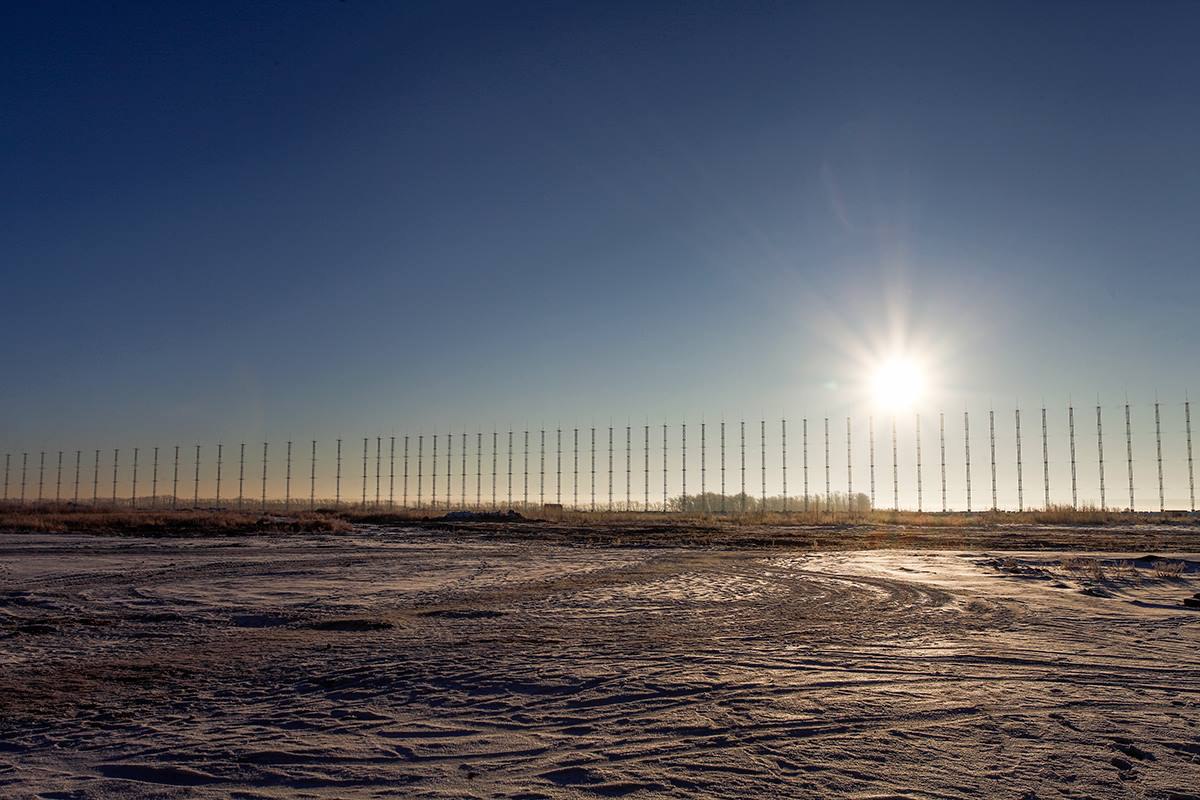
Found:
<box><xmin>1124</xmin><ymin>402</ymin><xmax>1134</xmax><ymax>511</ymax></box>
<box><xmin>916</xmin><ymin>413</ymin><xmax>923</xmax><ymax>513</ymax></box>
<box><xmin>1015</xmin><ymin>408</ymin><xmax>1023</xmax><ymax>512</ymax></box>
<box><xmin>1096</xmin><ymin>404</ymin><xmax>1106</xmax><ymax>510</ymax></box>
<box><xmin>740</xmin><ymin>420</ymin><xmax>746</xmax><ymax>512</ymax></box>
<box><xmin>1068</xmin><ymin>404</ymin><xmax>1077</xmax><ymax>508</ymax></box>
<box><xmin>988</xmin><ymin>410</ymin><xmax>997</xmax><ymax>511</ymax></box>
<box><xmin>1041</xmin><ymin>407</ymin><xmax>1049</xmax><ymax>509</ymax></box>
<box><xmin>891</xmin><ymin>416</ymin><xmax>898</xmax><ymax>511</ymax></box>
<box><xmin>939</xmin><ymin>412</ymin><xmax>947</xmax><ymax>512</ymax></box>
<box><xmin>261</xmin><ymin>442</ymin><xmax>268</xmax><ymax>511</ymax></box>
<box><xmin>680</xmin><ymin>423</ymin><xmax>685</xmax><ymax>510</ymax></box>
<box><xmin>781</xmin><ymin>418</ymin><xmax>787</xmax><ymax>512</ymax></box>
<box><xmin>964</xmin><ymin>411</ymin><xmax>971</xmax><ymax>512</ymax></box>
<box><xmin>286</xmin><ymin>441</ymin><xmax>293</xmax><ymax>511</ymax></box>
<box><xmin>760</xmin><ymin>419</ymin><xmax>766</xmax><ymax>511</ymax></box>
<box><xmin>238</xmin><ymin>443</ymin><xmax>245</xmax><ymax>510</ymax></box>
<box><xmin>869</xmin><ymin>416</ymin><xmax>875</xmax><ymax>509</ymax></box>
<box><xmin>1154</xmin><ymin>400</ymin><xmax>1163</xmax><ymax>512</ymax></box>
<box><xmin>803</xmin><ymin>418</ymin><xmax>809</xmax><ymax>513</ymax></box>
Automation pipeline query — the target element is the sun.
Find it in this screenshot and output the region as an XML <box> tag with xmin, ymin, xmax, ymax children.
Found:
<box><xmin>870</xmin><ymin>357</ymin><xmax>924</xmax><ymax>411</ymax></box>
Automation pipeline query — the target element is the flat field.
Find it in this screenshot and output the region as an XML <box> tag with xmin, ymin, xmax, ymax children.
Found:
<box><xmin>1</xmin><ymin>526</ymin><xmax>1198</xmax><ymax>799</ymax></box>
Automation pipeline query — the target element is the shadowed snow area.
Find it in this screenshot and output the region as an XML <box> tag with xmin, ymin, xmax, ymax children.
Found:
<box><xmin>1</xmin><ymin>532</ymin><xmax>1198</xmax><ymax>798</ymax></box>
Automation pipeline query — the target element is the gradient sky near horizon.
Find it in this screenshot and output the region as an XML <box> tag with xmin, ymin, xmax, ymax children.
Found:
<box><xmin>3</xmin><ymin>1</ymin><xmax>1199</xmax><ymax>506</ymax></box>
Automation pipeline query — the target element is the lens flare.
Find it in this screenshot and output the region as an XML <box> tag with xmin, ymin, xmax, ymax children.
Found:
<box><xmin>870</xmin><ymin>357</ymin><xmax>924</xmax><ymax>411</ymax></box>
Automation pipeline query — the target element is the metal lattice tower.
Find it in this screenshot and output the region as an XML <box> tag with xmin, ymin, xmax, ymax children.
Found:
<box><xmin>473</xmin><ymin>431</ymin><xmax>485</xmax><ymax>507</ymax></box>
<box><xmin>539</xmin><ymin>430</ymin><xmax>545</xmax><ymax>507</ymax></box>
<box><xmin>555</xmin><ymin>429</ymin><xmax>561</xmax><ymax>505</ymax></box>
<box><xmin>781</xmin><ymin>419</ymin><xmax>788</xmax><ymax>512</ymax></box>
<box><xmin>1186</xmin><ymin>398</ymin><xmax>1195</xmax><ymax>512</ymax></box>
<box><xmin>430</xmin><ymin>436</ymin><xmax>437</xmax><ymax>510</ymax></box>
<box><xmin>314</xmin><ymin>440</ymin><xmax>320</xmax><ymax>510</ymax></box>
<box><xmin>607</xmin><ymin>426</ymin><xmax>613</xmax><ymax>511</ymax></box>
<box><xmin>403</xmin><ymin>436</ymin><xmax>410</xmax><ymax>508</ymax></box>
<box><xmin>846</xmin><ymin>417</ymin><xmax>852</xmax><ymax>509</ymax></box>
<box><xmin>644</xmin><ymin>425</ymin><xmax>650</xmax><ymax>510</ymax></box>
<box><xmin>1096</xmin><ymin>405</ymin><xmax>1106</xmax><ymax>511</ymax></box>
<box><xmin>192</xmin><ymin>445</ymin><xmax>200</xmax><ymax>506</ymax></box>
<box><xmin>1016</xmin><ymin>409</ymin><xmax>1028</xmax><ymax>511</ymax></box>
<box><xmin>238</xmin><ymin>443</ymin><xmax>245</xmax><ymax>510</ymax></box>
<box><xmin>523</xmin><ymin>430</ymin><xmax>529</xmax><ymax>508</ymax></box>
<box><xmin>416</xmin><ymin>436</ymin><xmax>422</xmax><ymax>508</ymax></box>
<box><xmin>680</xmin><ymin>424</ymin><xmax>686</xmax><ymax>509</ymax></box>
<box><xmin>939</xmin><ymin>413</ymin><xmax>947</xmax><ymax>512</ymax></box>
<box><xmin>1124</xmin><ymin>402</ymin><xmax>1134</xmax><ymax>511</ymax></box>
<box><xmin>262</xmin><ymin>442</ymin><xmax>269</xmax><ymax>511</ymax></box>
<box><xmin>964</xmin><ymin>412</ymin><xmax>972</xmax><ymax>512</ymax></box>
<box><xmin>1154</xmin><ymin>401</ymin><xmax>1163</xmax><ymax>513</ymax></box>
<box><xmin>473</xmin><ymin>432</ymin><xmax>481</xmax><ymax>508</ymax></box>
<box><xmin>868</xmin><ymin>416</ymin><xmax>876</xmax><ymax>509</ymax></box>
<box><xmin>760</xmin><ymin>419</ymin><xmax>766</xmax><ymax>510</ymax></box>
<box><xmin>891</xmin><ymin>417</ymin><xmax>898</xmax><ymax>511</ymax></box>
<box><xmin>662</xmin><ymin>424</ymin><xmax>668</xmax><ymax>511</ymax></box>
<box><xmin>740</xmin><ymin>421</ymin><xmax>746</xmax><ymax>513</ymax></box>
<box><xmin>915</xmin><ymin>414</ymin><xmax>923</xmax><ymax>513</ymax></box>
<box><xmin>626</xmin><ymin>425</ymin><xmax>631</xmax><ymax>511</ymax></box>
<box><xmin>590</xmin><ymin>427</ymin><xmax>596</xmax><ymax>511</ymax></box>
<box><xmin>21</xmin><ymin>452</ymin><xmax>28</xmax><ymax>504</ymax></box>
<box><xmin>460</xmin><ymin>433</ymin><xmax>466</xmax><ymax>508</ymax></box>
<box><xmin>571</xmin><ymin>428</ymin><xmax>577</xmax><ymax>509</ymax></box>
<box><xmin>823</xmin><ymin>417</ymin><xmax>830</xmax><ymax>510</ymax></box>
<box><xmin>370</xmin><ymin>437</ymin><xmax>378</xmax><ymax>508</ymax></box>
<box><xmin>802</xmin><ymin>418</ymin><xmax>809</xmax><ymax>513</ymax></box>
<box><xmin>700</xmin><ymin>423</ymin><xmax>706</xmax><ymax>512</ymax></box>
<box><xmin>1041</xmin><ymin>408</ymin><xmax>1049</xmax><ymax>509</ymax></box>
<box><xmin>506</xmin><ymin>430</ymin><xmax>513</xmax><ymax>508</ymax></box>
<box><xmin>720</xmin><ymin>421</ymin><xmax>726</xmax><ymax>513</ymax></box>
<box><xmin>988</xmin><ymin>410</ymin><xmax>997</xmax><ymax>511</ymax></box>
<box><xmin>55</xmin><ymin>450</ymin><xmax>62</xmax><ymax>503</ymax></box>
<box><xmin>1068</xmin><ymin>405</ymin><xmax>1077</xmax><ymax>509</ymax></box>
<box><xmin>286</xmin><ymin>441</ymin><xmax>294</xmax><ymax>511</ymax></box>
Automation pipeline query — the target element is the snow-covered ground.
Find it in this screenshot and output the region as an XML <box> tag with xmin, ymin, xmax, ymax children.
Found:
<box><xmin>1</xmin><ymin>531</ymin><xmax>1198</xmax><ymax>798</ymax></box>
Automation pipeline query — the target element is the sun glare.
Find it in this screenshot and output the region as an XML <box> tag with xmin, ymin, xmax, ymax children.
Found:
<box><xmin>870</xmin><ymin>357</ymin><xmax>924</xmax><ymax>411</ymax></box>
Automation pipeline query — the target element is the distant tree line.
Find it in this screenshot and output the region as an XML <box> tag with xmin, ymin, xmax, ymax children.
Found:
<box><xmin>668</xmin><ymin>491</ymin><xmax>872</xmax><ymax>514</ymax></box>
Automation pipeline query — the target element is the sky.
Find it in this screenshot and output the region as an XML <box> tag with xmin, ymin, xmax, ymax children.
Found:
<box><xmin>2</xmin><ymin>1</ymin><xmax>1198</xmax><ymax>507</ymax></box>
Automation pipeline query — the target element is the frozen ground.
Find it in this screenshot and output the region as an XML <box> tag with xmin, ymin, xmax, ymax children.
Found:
<box><xmin>1</xmin><ymin>531</ymin><xmax>1198</xmax><ymax>799</ymax></box>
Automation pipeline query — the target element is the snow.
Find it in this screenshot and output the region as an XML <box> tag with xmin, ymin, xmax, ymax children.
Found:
<box><xmin>2</xmin><ymin>530</ymin><xmax>1198</xmax><ymax>798</ymax></box>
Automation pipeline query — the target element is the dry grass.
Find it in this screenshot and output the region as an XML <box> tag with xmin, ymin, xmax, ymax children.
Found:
<box><xmin>1112</xmin><ymin>559</ymin><xmax>1138</xmax><ymax>579</ymax></box>
<box><xmin>0</xmin><ymin>501</ymin><xmax>1196</xmax><ymax>540</ymax></box>
<box><xmin>1061</xmin><ymin>556</ymin><xmax>1107</xmax><ymax>581</ymax></box>
<box><xmin>0</xmin><ymin>504</ymin><xmax>351</xmax><ymax>535</ymax></box>
<box><xmin>1151</xmin><ymin>560</ymin><xmax>1186</xmax><ymax>578</ymax></box>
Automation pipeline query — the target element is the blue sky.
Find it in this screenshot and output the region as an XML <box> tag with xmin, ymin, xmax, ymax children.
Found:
<box><xmin>2</xmin><ymin>1</ymin><xmax>1198</xmax><ymax>506</ymax></box>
